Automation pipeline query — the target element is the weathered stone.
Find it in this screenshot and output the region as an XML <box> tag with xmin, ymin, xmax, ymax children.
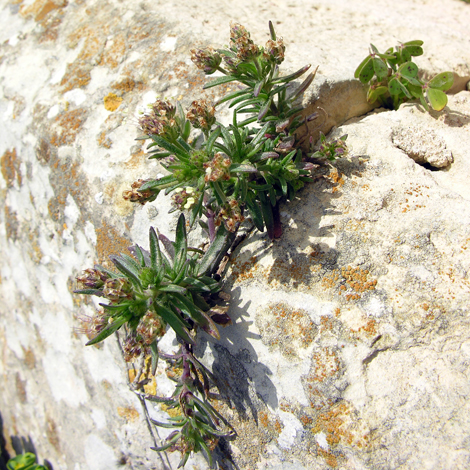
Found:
<box><xmin>0</xmin><ymin>0</ymin><xmax>470</xmax><ymax>469</ymax></box>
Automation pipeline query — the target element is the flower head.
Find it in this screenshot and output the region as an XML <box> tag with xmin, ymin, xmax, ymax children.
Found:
<box><xmin>203</xmin><ymin>153</ymin><xmax>231</xmax><ymax>182</ymax></box>
<box><xmin>186</xmin><ymin>99</ymin><xmax>216</xmax><ymax>133</ymax></box>
<box><xmin>136</xmin><ymin>311</ymin><xmax>166</xmax><ymax>345</ymax></box>
<box><xmin>76</xmin><ymin>268</ymin><xmax>108</xmax><ymax>289</ymax></box>
<box><xmin>264</xmin><ymin>38</ymin><xmax>285</xmax><ymax>65</ymax></box>
<box><xmin>190</xmin><ymin>47</ymin><xmax>222</xmax><ymax>74</ymax></box>
<box><xmin>171</xmin><ymin>186</ymin><xmax>200</xmax><ymax>211</ymax></box>
<box><xmin>138</xmin><ymin>100</ymin><xmax>178</xmax><ymax>140</ymax></box>
<box><xmin>123</xmin><ymin>179</ymin><xmax>158</xmax><ymax>205</ymax></box>
<box><xmin>216</xmin><ymin>199</ymin><xmax>245</xmax><ymax>232</ymax></box>
<box><xmin>229</xmin><ymin>22</ymin><xmax>259</xmax><ymax>61</ymax></box>
<box><xmin>103</xmin><ymin>277</ymin><xmax>133</xmax><ymax>302</ymax></box>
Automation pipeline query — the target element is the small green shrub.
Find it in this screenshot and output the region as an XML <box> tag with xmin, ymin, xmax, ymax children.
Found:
<box><xmin>355</xmin><ymin>41</ymin><xmax>453</xmax><ymax>111</ymax></box>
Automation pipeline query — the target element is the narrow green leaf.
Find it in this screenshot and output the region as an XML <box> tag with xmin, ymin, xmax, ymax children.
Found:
<box><xmin>271</xmin><ymin>64</ymin><xmax>311</xmax><ymax>84</ymax></box>
<box><xmin>197</xmin><ymin>225</ymin><xmax>235</xmax><ymax>276</ymax></box>
<box><xmin>205</xmin><ymin>126</ymin><xmax>220</xmax><ymax>153</ymax></box>
<box><xmin>189</xmin><ymin>191</ymin><xmax>204</xmax><ymax>228</ymax></box>
<box><xmin>86</xmin><ymin>314</ymin><xmax>130</xmax><ymax>346</ymax></box>
<box><xmin>133</xmin><ymin>245</ymin><xmax>146</xmax><ymax>267</ymax></box>
<box><xmin>74</xmin><ymin>288</ymin><xmax>104</xmax><ymax>296</ymax></box>
<box><xmin>216</xmin><ymin>88</ymin><xmax>251</xmax><ymax>106</ymax></box>
<box><xmin>181</xmin><ymin>277</ymin><xmax>211</xmax><ymax>292</ymax></box>
<box><xmin>230</xmin><ymin>163</ymin><xmax>258</xmax><ymax>173</ymax></box>
<box><xmin>154</xmin><ymin>303</ymin><xmax>194</xmax><ymax>344</ymax></box>
<box><xmin>258</xmin><ymin>191</ymin><xmax>274</xmax><ymax>239</ymax></box>
<box><xmin>140</xmin><ymin>175</ymin><xmax>178</xmax><ymax>191</ymax></box>
<box><xmin>258</xmin><ymin>96</ymin><xmax>273</xmax><ymax>120</ymax></box>
<box><xmin>151</xmin><ymin>136</ymin><xmax>190</xmax><ymax>161</ymax></box>
<box><xmin>151</xmin><ymin>432</ymin><xmax>182</xmax><ymax>452</ymax></box>
<box><xmin>219</xmin><ymin>124</ymin><xmax>235</xmax><ymax>154</ymax></box>
<box><xmin>171</xmin><ymin>293</ymin><xmax>220</xmax><ymax>340</ymax></box>
<box><xmin>173</xmin><ymin>214</ymin><xmax>188</xmax><ymax>272</ymax></box>
<box><xmin>158</xmin><ymin>284</ymin><xmax>187</xmax><ymax>294</ymax></box>
<box><xmin>110</xmin><ymin>256</ymin><xmax>142</xmax><ymax>288</ymax></box>
<box><xmin>203</xmin><ymin>75</ymin><xmax>238</xmax><ymax>89</ymax></box>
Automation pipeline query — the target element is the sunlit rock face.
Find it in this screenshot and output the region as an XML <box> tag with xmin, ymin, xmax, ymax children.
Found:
<box><xmin>0</xmin><ymin>0</ymin><xmax>469</xmax><ymax>468</ymax></box>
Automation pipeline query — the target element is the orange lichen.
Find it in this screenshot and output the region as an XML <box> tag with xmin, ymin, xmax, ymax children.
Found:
<box><xmin>103</xmin><ymin>93</ymin><xmax>123</xmax><ymax>112</ymax></box>
<box><xmin>1</xmin><ymin>148</ymin><xmax>22</xmax><ymax>188</ymax></box>
<box><xmin>309</xmin><ymin>348</ymin><xmax>341</xmax><ymax>383</ymax></box>
<box><xmin>95</xmin><ymin>221</ymin><xmax>132</xmax><ymax>267</ymax></box>
<box><xmin>258</xmin><ymin>303</ymin><xmax>317</xmax><ymax>357</ymax></box>
<box><xmin>97</xmin><ymin>130</ymin><xmax>112</xmax><ymax>149</ymax></box>
<box><xmin>117</xmin><ymin>406</ymin><xmax>140</xmax><ymax>422</ymax></box>
<box><xmin>50</xmin><ymin>108</ymin><xmax>87</xmax><ymax>146</ymax></box>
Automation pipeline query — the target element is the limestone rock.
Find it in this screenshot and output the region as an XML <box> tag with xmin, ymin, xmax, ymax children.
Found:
<box><xmin>1</xmin><ymin>0</ymin><xmax>470</xmax><ymax>469</ymax></box>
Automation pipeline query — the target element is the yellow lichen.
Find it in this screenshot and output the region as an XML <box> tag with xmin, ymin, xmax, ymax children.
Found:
<box><xmin>103</xmin><ymin>93</ymin><xmax>123</xmax><ymax>112</ymax></box>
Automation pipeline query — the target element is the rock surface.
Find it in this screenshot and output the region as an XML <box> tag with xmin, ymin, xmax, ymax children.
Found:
<box><xmin>0</xmin><ymin>0</ymin><xmax>469</xmax><ymax>469</ymax></box>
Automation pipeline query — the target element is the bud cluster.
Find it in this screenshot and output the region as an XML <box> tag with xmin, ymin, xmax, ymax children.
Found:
<box><xmin>138</xmin><ymin>100</ymin><xmax>177</xmax><ymax>139</ymax></box>
<box><xmin>186</xmin><ymin>99</ymin><xmax>216</xmax><ymax>133</ymax></box>
<box><xmin>75</xmin><ymin>309</ymin><xmax>109</xmax><ymax>341</ymax></box>
<box><xmin>123</xmin><ymin>179</ymin><xmax>157</xmax><ymax>205</ymax></box>
<box><xmin>204</xmin><ymin>153</ymin><xmax>231</xmax><ymax>182</ymax></box>
<box><xmin>122</xmin><ymin>333</ymin><xmax>150</xmax><ymax>363</ymax></box>
<box><xmin>76</xmin><ymin>268</ymin><xmax>108</xmax><ymax>289</ymax></box>
<box><xmin>264</xmin><ymin>38</ymin><xmax>286</xmax><ymax>65</ymax></box>
<box><xmin>216</xmin><ymin>199</ymin><xmax>245</xmax><ymax>232</ymax></box>
<box><xmin>103</xmin><ymin>277</ymin><xmax>133</xmax><ymax>302</ymax></box>
<box><xmin>229</xmin><ymin>22</ymin><xmax>259</xmax><ymax>62</ymax></box>
<box><xmin>190</xmin><ymin>47</ymin><xmax>222</xmax><ymax>75</ymax></box>
<box><xmin>313</xmin><ymin>134</ymin><xmax>349</xmax><ymax>161</ymax></box>
<box><xmin>172</xmin><ymin>186</ymin><xmax>200</xmax><ymax>211</ymax></box>
<box><xmin>136</xmin><ymin>311</ymin><xmax>166</xmax><ymax>345</ymax></box>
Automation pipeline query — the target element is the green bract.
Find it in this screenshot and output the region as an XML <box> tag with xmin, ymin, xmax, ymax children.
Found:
<box><xmin>355</xmin><ymin>41</ymin><xmax>453</xmax><ymax>111</ymax></box>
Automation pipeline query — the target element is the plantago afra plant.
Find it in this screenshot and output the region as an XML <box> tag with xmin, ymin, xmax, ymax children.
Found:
<box><xmin>355</xmin><ymin>41</ymin><xmax>453</xmax><ymax>111</ymax></box>
<box><xmin>75</xmin><ymin>214</ymin><xmax>234</xmax><ymax>465</ymax></box>
<box><xmin>125</xmin><ymin>21</ymin><xmax>342</xmax><ymax>240</ymax></box>
<box><xmin>77</xmin><ymin>21</ymin><xmax>348</xmax><ymax>467</ymax></box>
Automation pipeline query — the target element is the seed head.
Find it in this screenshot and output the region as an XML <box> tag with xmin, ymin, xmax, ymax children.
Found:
<box><xmin>76</xmin><ymin>268</ymin><xmax>108</xmax><ymax>289</ymax></box>
<box><xmin>204</xmin><ymin>153</ymin><xmax>231</xmax><ymax>182</ymax></box>
<box><xmin>186</xmin><ymin>99</ymin><xmax>216</xmax><ymax>132</ymax></box>
<box><xmin>264</xmin><ymin>38</ymin><xmax>285</xmax><ymax>65</ymax></box>
<box><xmin>190</xmin><ymin>47</ymin><xmax>222</xmax><ymax>74</ymax></box>
<box><xmin>136</xmin><ymin>311</ymin><xmax>166</xmax><ymax>345</ymax></box>
<box><xmin>122</xmin><ymin>179</ymin><xmax>158</xmax><ymax>205</ymax></box>
<box><xmin>103</xmin><ymin>278</ymin><xmax>133</xmax><ymax>302</ymax></box>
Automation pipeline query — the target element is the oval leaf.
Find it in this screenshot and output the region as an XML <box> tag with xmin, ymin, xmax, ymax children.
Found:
<box><xmin>428</xmin><ymin>72</ymin><xmax>454</xmax><ymax>91</ymax></box>
<box><xmin>372</xmin><ymin>58</ymin><xmax>388</xmax><ymax>81</ymax></box>
<box><xmin>426</xmin><ymin>88</ymin><xmax>448</xmax><ymax>111</ymax></box>
<box><xmin>399</xmin><ymin>61</ymin><xmax>418</xmax><ymax>79</ymax></box>
<box><xmin>357</xmin><ymin>57</ymin><xmax>374</xmax><ymax>84</ymax></box>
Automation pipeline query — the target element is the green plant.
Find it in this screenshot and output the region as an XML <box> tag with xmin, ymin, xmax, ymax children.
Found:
<box><xmin>355</xmin><ymin>41</ymin><xmax>453</xmax><ymax>111</ymax></box>
<box><xmin>125</xmin><ymin>21</ymin><xmax>336</xmax><ymax>240</ymax></box>
<box><xmin>76</xmin><ymin>21</ymin><xmax>347</xmax><ymax>467</ymax></box>
<box><xmin>7</xmin><ymin>453</ymin><xmax>46</xmax><ymax>470</ymax></box>
<box><xmin>75</xmin><ymin>214</ymin><xmax>234</xmax><ymax>466</ymax></box>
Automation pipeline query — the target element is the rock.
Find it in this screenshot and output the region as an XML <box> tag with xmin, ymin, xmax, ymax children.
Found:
<box><xmin>1</xmin><ymin>0</ymin><xmax>470</xmax><ymax>469</ymax></box>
